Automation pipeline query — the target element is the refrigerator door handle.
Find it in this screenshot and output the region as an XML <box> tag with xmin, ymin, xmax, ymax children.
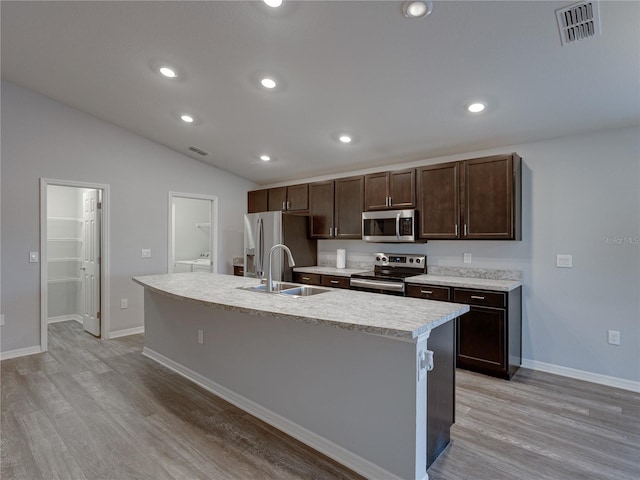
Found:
<box><xmin>256</xmin><ymin>218</ymin><xmax>264</xmax><ymax>279</ymax></box>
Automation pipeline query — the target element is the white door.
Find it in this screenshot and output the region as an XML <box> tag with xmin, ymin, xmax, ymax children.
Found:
<box><xmin>81</xmin><ymin>190</ymin><xmax>101</xmax><ymax>336</ymax></box>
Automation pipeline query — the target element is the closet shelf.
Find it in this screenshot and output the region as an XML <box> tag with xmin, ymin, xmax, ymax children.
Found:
<box><xmin>48</xmin><ymin>278</ymin><xmax>82</xmax><ymax>284</ymax></box>
<box><xmin>48</xmin><ymin>217</ymin><xmax>82</xmax><ymax>222</ymax></box>
<box><xmin>48</xmin><ymin>257</ymin><xmax>82</xmax><ymax>262</ymax></box>
<box><xmin>47</xmin><ymin>238</ymin><xmax>82</xmax><ymax>242</ymax></box>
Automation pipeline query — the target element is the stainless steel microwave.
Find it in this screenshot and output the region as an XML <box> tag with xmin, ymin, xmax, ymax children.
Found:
<box><xmin>362</xmin><ymin>209</ymin><xmax>420</xmax><ymax>243</ymax></box>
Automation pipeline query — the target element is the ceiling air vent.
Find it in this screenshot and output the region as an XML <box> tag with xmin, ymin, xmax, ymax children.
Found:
<box><xmin>188</xmin><ymin>145</ymin><xmax>210</xmax><ymax>156</ymax></box>
<box><xmin>556</xmin><ymin>1</ymin><xmax>601</xmax><ymax>46</ymax></box>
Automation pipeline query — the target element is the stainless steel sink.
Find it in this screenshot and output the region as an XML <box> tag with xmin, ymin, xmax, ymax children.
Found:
<box><xmin>278</xmin><ymin>286</ymin><xmax>331</xmax><ymax>297</ymax></box>
<box><xmin>243</xmin><ymin>282</ymin><xmax>300</xmax><ymax>293</ymax></box>
<box><xmin>239</xmin><ymin>282</ymin><xmax>331</xmax><ymax>297</ymax></box>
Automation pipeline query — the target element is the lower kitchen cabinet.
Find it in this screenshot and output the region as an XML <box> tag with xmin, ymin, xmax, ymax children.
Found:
<box><xmin>320</xmin><ymin>275</ymin><xmax>350</xmax><ymax>289</ymax></box>
<box><xmin>293</xmin><ymin>272</ymin><xmax>321</xmax><ymax>285</ymax></box>
<box><xmin>293</xmin><ymin>272</ymin><xmax>350</xmax><ymax>289</ymax></box>
<box><xmin>407</xmin><ymin>284</ymin><xmax>522</xmax><ymax>380</ymax></box>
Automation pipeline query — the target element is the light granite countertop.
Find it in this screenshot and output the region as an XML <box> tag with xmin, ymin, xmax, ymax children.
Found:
<box><xmin>293</xmin><ymin>266</ymin><xmax>370</xmax><ymax>277</ymax></box>
<box><xmin>405</xmin><ymin>274</ymin><xmax>521</xmax><ymax>292</ymax></box>
<box><xmin>133</xmin><ymin>273</ymin><xmax>469</xmax><ymax>340</ymax></box>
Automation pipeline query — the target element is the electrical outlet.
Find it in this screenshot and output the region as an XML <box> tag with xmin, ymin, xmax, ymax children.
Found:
<box><xmin>141</xmin><ymin>249</ymin><xmax>151</xmax><ymax>258</ymax></box>
<box><xmin>607</xmin><ymin>330</ymin><xmax>621</xmax><ymax>346</ymax></box>
<box><xmin>0</xmin><ymin>314</ymin><xmax>5</xmax><ymax>327</ymax></box>
<box><xmin>120</xmin><ymin>299</ymin><xmax>128</xmax><ymax>309</ymax></box>
<box><xmin>29</xmin><ymin>252</ymin><xmax>39</xmax><ymax>263</ymax></box>
<box><xmin>556</xmin><ymin>254</ymin><xmax>573</xmax><ymax>268</ymax></box>
<box><xmin>198</xmin><ymin>329</ymin><xmax>204</xmax><ymax>344</ymax></box>
<box><xmin>463</xmin><ymin>253</ymin><xmax>472</xmax><ymax>264</ymax></box>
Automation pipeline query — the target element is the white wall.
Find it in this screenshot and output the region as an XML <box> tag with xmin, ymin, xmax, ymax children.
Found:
<box><xmin>269</xmin><ymin>127</ymin><xmax>640</xmax><ymax>384</ymax></box>
<box><xmin>1</xmin><ymin>80</ymin><xmax>255</xmax><ymax>352</ymax></box>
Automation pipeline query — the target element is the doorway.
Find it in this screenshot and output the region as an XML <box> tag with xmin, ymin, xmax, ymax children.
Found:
<box><xmin>168</xmin><ymin>192</ymin><xmax>218</xmax><ymax>274</ymax></box>
<box><xmin>40</xmin><ymin>179</ymin><xmax>110</xmax><ymax>351</ymax></box>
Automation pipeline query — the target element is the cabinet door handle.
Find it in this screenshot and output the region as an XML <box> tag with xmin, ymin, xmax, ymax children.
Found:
<box><xmin>464</xmin><ymin>224</ymin><xmax>468</xmax><ymax>236</ymax></box>
<box><xmin>455</xmin><ymin>224</ymin><xmax>458</xmax><ymax>236</ymax></box>
<box><xmin>470</xmin><ymin>295</ymin><xmax>485</xmax><ymax>300</ymax></box>
<box><xmin>302</xmin><ymin>276</ymin><xmax>311</xmax><ymax>280</ymax></box>
<box><xmin>330</xmin><ymin>280</ymin><xmax>340</xmax><ymax>284</ymax></box>
<box><xmin>329</xmin><ymin>227</ymin><xmax>333</xmax><ymax>237</ymax></box>
<box><xmin>282</xmin><ymin>201</ymin><xmax>286</xmax><ymax>210</ymax></box>
<box><xmin>420</xmin><ymin>290</ymin><xmax>433</xmax><ymax>294</ymax></box>
<box><xmin>287</xmin><ymin>201</ymin><xmax>290</xmax><ymax>210</ymax></box>
<box><xmin>388</xmin><ymin>196</ymin><xmax>392</xmax><ymax>207</ymax></box>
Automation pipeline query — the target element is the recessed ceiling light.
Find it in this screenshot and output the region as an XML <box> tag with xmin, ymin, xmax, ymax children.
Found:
<box><xmin>260</xmin><ymin>155</ymin><xmax>271</xmax><ymax>162</ymax></box>
<box><xmin>339</xmin><ymin>135</ymin><xmax>352</xmax><ymax>144</ymax></box>
<box><xmin>159</xmin><ymin>66</ymin><xmax>177</xmax><ymax>78</ymax></box>
<box><xmin>264</xmin><ymin>0</ymin><xmax>283</xmax><ymax>7</ymax></box>
<box><xmin>181</xmin><ymin>114</ymin><xmax>195</xmax><ymax>123</ymax></box>
<box><xmin>260</xmin><ymin>77</ymin><xmax>277</xmax><ymax>89</ymax></box>
<box><xmin>467</xmin><ymin>102</ymin><xmax>486</xmax><ymax>113</ymax></box>
<box><xmin>402</xmin><ymin>1</ymin><xmax>433</xmax><ymax>19</ymax></box>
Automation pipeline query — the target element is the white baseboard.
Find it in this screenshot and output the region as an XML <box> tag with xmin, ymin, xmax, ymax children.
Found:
<box><xmin>109</xmin><ymin>326</ymin><xmax>144</xmax><ymax>339</ymax></box>
<box><xmin>0</xmin><ymin>345</ymin><xmax>43</xmax><ymax>361</ymax></box>
<box><xmin>142</xmin><ymin>347</ymin><xmax>404</xmax><ymax>480</ymax></box>
<box><xmin>47</xmin><ymin>314</ymin><xmax>82</xmax><ymax>324</ymax></box>
<box><xmin>522</xmin><ymin>359</ymin><xmax>640</xmax><ymax>393</ymax></box>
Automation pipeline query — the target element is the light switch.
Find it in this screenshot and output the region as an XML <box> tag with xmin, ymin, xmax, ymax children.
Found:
<box><xmin>556</xmin><ymin>254</ymin><xmax>573</xmax><ymax>268</ymax></box>
<box><xmin>141</xmin><ymin>249</ymin><xmax>151</xmax><ymax>258</ymax></box>
<box><xmin>463</xmin><ymin>253</ymin><xmax>472</xmax><ymax>264</ymax></box>
<box><xmin>29</xmin><ymin>252</ymin><xmax>39</xmax><ymax>263</ymax></box>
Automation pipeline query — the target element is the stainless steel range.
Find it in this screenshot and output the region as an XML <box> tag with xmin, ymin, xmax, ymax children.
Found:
<box><xmin>350</xmin><ymin>252</ymin><xmax>426</xmax><ymax>296</ymax></box>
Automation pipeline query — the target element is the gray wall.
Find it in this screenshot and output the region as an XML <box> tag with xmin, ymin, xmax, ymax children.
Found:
<box><xmin>284</xmin><ymin>127</ymin><xmax>640</xmax><ymax>383</ymax></box>
<box><xmin>1</xmin><ymin>80</ymin><xmax>255</xmax><ymax>351</ymax></box>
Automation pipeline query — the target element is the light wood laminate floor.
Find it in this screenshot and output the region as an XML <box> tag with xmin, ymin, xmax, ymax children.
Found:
<box><xmin>2</xmin><ymin>321</ymin><xmax>639</xmax><ymax>479</ymax></box>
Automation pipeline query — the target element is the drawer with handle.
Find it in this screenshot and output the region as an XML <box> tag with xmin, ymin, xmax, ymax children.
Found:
<box><xmin>321</xmin><ymin>275</ymin><xmax>350</xmax><ymax>289</ymax></box>
<box><xmin>293</xmin><ymin>272</ymin><xmax>322</xmax><ymax>285</ymax></box>
<box><xmin>406</xmin><ymin>284</ymin><xmax>451</xmax><ymax>301</ymax></box>
<box><xmin>452</xmin><ymin>288</ymin><xmax>506</xmax><ymax>308</ymax></box>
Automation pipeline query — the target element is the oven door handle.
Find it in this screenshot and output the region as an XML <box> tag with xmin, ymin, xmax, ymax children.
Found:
<box><xmin>350</xmin><ymin>278</ymin><xmax>405</xmax><ymax>292</ymax></box>
<box><xmin>395</xmin><ymin>212</ymin><xmax>401</xmax><ymax>240</ymax></box>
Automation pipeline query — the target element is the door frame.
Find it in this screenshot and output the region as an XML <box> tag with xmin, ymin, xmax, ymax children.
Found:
<box><xmin>167</xmin><ymin>192</ymin><xmax>218</xmax><ymax>274</ymax></box>
<box><xmin>39</xmin><ymin>178</ymin><xmax>111</xmax><ymax>351</ymax></box>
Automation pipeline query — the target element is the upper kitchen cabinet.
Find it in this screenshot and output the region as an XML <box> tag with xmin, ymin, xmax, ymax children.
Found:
<box><xmin>417</xmin><ymin>162</ymin><xmax>460</xmax><ymax>239</ymax></box>
<box><xmin>334</xmin><ymin>176</ymin><xmax>364</xmax><ymax>239</ymax></box>
<box><xmin>268</xmin><ymin>184</ymin><xmax>309</xmax><ymax>212</ymax></box>
<box><xmin>247</xmin><ymin>189</ymin><xmax>268</xmax><ymax>214</ymax></box>
<box><xmin>309</xmin><ymin>176</ymin><xmax>363</xmax><ymax>239</ymax></box>
<box><xmin>462</xmin><ymin>154</ymin><xmax>521</xmax><ymax>240</ymax></box>
<box><xmin>417</xmin><ymin>154</ymin><xmax>521</xmax><ymax>240</ymax></box>
<box><xmin>364</xmin><ymin>169</ymin><xmax>415</xmax><ymax>210</ymax></box>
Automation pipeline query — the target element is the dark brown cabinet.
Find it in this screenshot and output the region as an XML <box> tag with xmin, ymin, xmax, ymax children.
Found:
<box><xmin>233</xmin><ymin>265</ymin><xmax>244</xmax><ymax>277</ymax></box>
<box><xmin>406</xmin><ymin>284</ymin><xmax>521</xmax><ymax>380</ymax></box>
<box><xmin>364</xmin><ymin>169</ymin><xmax>415</xmax><ymax>210</ymax></box>
<box><xmin>417</xmin><ymin>162</ymin><xmax>460</xmax><ymax>239</ymax></box>
<box><xmin>309</xmin><ymin>176</ymin><xmax>363</xmax><ymax>239</ymax></box>
<box><xmin>268</xmin><ymin>184</ymin><xmax>309</xmax><ymax>212</ymax></box>
<box><xmin>293</xmin><ymin>272</ymin><xmax>321</xmax><ymax>285</ymax></box>
<box><xmin>462</xmin><ymin>154</ymin><xmax>520</xmax><ymax>240</ymax></box>
<box><xmin>417</xmin><ymin>154</ymin><xmax>521</xmax><ymax>240</ymax></box>
<box><xmin>292</xmin><ymin>272</ymin><xmax>349</xmax><ymax>289</ymax></box>
<box><xmin>452</xmin><ymin>287</ymin><xmax>521</xmax><ymax>380</ymax></box>
<box><xmin>320</xmin><ymin>275</ymin><xmax>350</xmax><ymax>289</ymax></box>
<box><xmin>247</xmin><ymin>189</ymin><xmax>268</xmax><ymax>214</ymax></box>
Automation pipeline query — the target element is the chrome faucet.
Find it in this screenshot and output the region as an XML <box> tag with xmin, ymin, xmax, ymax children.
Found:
<box><xmin>266</xmin><ymin>243</ymin><xmax>296</xmax><ymax>292</ymax></box>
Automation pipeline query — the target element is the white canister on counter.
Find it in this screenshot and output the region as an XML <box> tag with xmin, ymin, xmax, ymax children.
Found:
<box><xmin>336</xmin><ymin>249</ymin><xmax>346</xmax><ymax>269</ymax></box>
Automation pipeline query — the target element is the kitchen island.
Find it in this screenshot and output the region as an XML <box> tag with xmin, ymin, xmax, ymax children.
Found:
<box><xmin>133</xmin><ymin>273</ymin><xmax>469</xmax><ymax>480</ymax></box>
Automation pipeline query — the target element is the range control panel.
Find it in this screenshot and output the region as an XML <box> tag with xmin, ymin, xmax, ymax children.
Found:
<box><xmin>373</xmin><ymin>252</ymin><xmax>426</xmax><ymax>268</ymax></box>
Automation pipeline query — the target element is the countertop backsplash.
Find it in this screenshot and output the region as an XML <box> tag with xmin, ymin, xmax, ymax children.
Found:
<box><xmin>317</xmin><ymin>250</ymin><xmax>522</xmax><ymax>281</ymax></box>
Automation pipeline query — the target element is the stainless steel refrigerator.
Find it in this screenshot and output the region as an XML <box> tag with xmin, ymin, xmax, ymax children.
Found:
<box><xmin>243</xmin><ymin>211</ymin><xmax>317</xmax><ymax>282</ymax></box>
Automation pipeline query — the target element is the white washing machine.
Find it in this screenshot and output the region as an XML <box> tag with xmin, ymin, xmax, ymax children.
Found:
<box><xmin>174</xmin><ymin>252</ymin><xmax>211</xmax><ymax>273</ymax></box>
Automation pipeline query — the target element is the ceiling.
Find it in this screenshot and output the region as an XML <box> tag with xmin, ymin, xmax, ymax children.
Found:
<box><xmin>2</xmin><ymin>1</ymin><xmax>639</xmax><ymax>185</ymax></box>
